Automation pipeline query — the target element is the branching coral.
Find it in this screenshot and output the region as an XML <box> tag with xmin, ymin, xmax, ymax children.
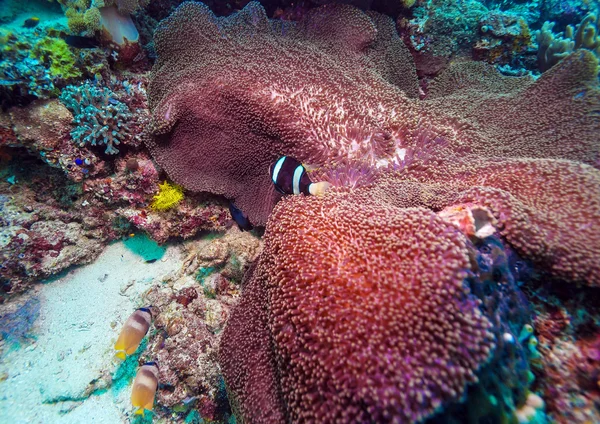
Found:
<box><xmin>60</xmin><ymin>81</ymin><xmax>134</xmax><ymax>154</ymax></box>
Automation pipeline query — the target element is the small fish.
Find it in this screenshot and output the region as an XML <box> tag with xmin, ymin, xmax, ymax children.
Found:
<box><xmin>229</xmin><ymin>202</ymin><xmax>253</xmax><ymax>231</ymax></box>
<box><xmin>270</xmin><ymin>156</ymin><xmax>330</xmax><ymax>196</ymax></box>
<box><xmin>131</xmin><ymin>362</ymin><xmax>159</xmax><ymax>416</ymax></box>
<box><xmin>114</xmin><ymin>307</ymin><xmax>152</xmax><ymax>360</ymax></box>
<box><xmin>63</xmin><ymin>35</ymin><xmax>99</xmax><ymax>49</ymax></box>
<box><xmin>23</xmin><ymin>17</ymin><xmax>40</xmax><ymax>28</ymax></box>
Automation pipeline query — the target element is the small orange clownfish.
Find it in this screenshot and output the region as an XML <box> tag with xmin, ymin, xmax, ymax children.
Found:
<box><xmin>114</xmin><ymin>307</ymin><xmax>152</xmax><ymax>360</ymax></box>
<box><xmin>131</xmin><ymin>362</ymin><xmax>159</xmax><ymax>416</ymax></box>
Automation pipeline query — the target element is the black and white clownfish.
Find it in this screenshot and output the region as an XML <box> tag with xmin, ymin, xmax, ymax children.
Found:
<box><xmin>270</xmin><ymin>156</ymin><xmax>330</xmax><ymax>196</ymax></box>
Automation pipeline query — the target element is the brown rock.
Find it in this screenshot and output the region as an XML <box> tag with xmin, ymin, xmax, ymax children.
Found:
<box><xmin>9</xmin><ymin>99</ymin><xmax>72</xmax><ymax>151</ymax></box>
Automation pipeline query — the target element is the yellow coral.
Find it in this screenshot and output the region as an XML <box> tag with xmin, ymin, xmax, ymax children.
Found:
<box><xmin>150</xmin><ymin>181</ymin><xmax>184</xmax><ymax>211</ymax></box>
<box><xmin>30</xmin><ymin>38</ymin><xmax>81</xmax><ymax>79</ymax></box>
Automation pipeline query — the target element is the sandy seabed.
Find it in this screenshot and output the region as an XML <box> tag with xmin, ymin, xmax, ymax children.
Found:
<box><xmin>0</xmin><ymin>241</ymin><xmax>184</xmax><ymax>423</ymax></box>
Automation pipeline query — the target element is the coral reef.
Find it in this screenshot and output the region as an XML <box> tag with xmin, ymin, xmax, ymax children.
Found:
<box><xmin>473</xmin><ymin>12</ymin><xmax>534</xmax><ymax>71</ymax></box>
<box><xmin>0</xmin><ymin>157</ymin><xmax>126</xmax><ymax>299</ymax></box>
<box><xmin>144</xmin><ymin>282</ymin><xmax>231</xmax><ymax>421</ymax></box>
<box><xmin>0</xmin><ymin>0</ymin><xmax>599</xmax><ymax>423</ymax></box>
<box><xmin>60</xmin><ymin>80</ymin><xmax>139</xmax><ymax>155</ymax></box>
<box><xmin>397</xmin><ymin>0</ymin><xmax>537</xmax><ymax>78</ymax></box>
<box><xmin>136</xmin><ymin>228</ymin><xmax>261</xmax><ymax>421</ymax></box>
<box><xmin>433</xmin><ymin>234</ymin><xmax>538</xmax><ymax>423</ymax></box>
<box><xmin>1</xmin><ymin>98</ymin><xmax>72</xmax><ymax>156</ymax></box>
<box><xmin>539</xmin><ymin>0</ymin><xmax>595</xmax><ymax>28</ymax></box>
<box><xmin>117</xmin><ymin>195</ymin><xmax>229</xmax><ymax>244</ymax></box>
<box><xmin>58</xmin><ymin>0</ymin><xmax>149</xmax><ymax>35</ymax></box>
<box><xmin>3</xmin><ymin>76</ymin><xmax>148</xmax><ymax>178</ymax></box>
<box><xmin>524</xmin><ymin>280</ymin><xmax>600</xmax><ymax>423</ymax></box>
<box><xmin>30</xmin><ymin>37</ymin><xmax>81</xmax><ymax>79</ymax></box>
<box><xmin>0</xmin><ymin>19</ymin><xmax>110</xmax><ymax>108</ymax></box>
<box><xmin>0</xmin><ymin>75</ymin><xmax>227</xmax><ymax>298</ymax></box>
<box><xmin>536</xmin><ymin>12</ymin><xmax>600</xmax><ymax>72</ymax></box>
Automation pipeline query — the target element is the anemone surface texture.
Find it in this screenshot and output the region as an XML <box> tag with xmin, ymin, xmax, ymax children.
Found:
<box><xmin>1</xmin><ymin>0</ymin><xmax>599</xmax><ymax>423</ymax></box>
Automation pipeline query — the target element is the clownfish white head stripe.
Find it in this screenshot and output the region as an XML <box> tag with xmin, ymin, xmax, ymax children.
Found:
<box><xmin>271</xmin><ymin>156</ymin><xmax>286</xmax><ymax>185</ymax></box>
<box><xmin>270</xmin><ymin>156</ymin><xmax>331</xmax><ymax>197</ymax></box>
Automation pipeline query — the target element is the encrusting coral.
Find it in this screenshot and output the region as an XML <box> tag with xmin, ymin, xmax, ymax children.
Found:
<box><xmin>30</xmin><ymin>38</ymin><xmax>81</xmax><ymax>80</ymax></box>
<box><xmin>146</xmin><ymin>2</ymin><xmax>600</xmax><ymax>422</ymax></box>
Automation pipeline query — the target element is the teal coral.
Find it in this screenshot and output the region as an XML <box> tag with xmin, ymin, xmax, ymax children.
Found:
<box><xmin>60</xmin><ymin>81</ymin><xmax>134</xmax><ymax>154</ymax></box>
<box><xmin>536</xmin><ymin>12</ymin><xmax>600</xmax><ymax>71</ymax></box>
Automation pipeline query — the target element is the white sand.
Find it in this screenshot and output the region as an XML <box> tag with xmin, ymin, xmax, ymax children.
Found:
<box><xmin>0</xmin><ymin>240</ymin><xmax>184</xmax><ymax>423</ymax></box>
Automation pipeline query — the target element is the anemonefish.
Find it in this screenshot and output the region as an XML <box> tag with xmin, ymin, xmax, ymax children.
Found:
<box><xmin>270</xmin><ymin>156</ymin><xmax>330</xmax><ymax>196</ymax></box>
<box><xmin>114</xmin><ymin>307</ymin><xmax>152</xmax><ymax>360</ymax></box>
<box><xmin>131</xmin><ymin>362</ymin><xmax>159</xmax><ymax>416</ymax></box>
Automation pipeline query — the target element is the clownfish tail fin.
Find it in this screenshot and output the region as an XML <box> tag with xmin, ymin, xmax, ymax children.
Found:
<box><xmin>308</xmin><ymin>181</ymin><xmax>331</xmax><ymax>197</ymax></box>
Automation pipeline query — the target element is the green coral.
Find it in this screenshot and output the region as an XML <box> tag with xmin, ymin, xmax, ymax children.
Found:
<box><xmin>30</xmin><ymin>38</ymin><xmax>81</xmax><ymax>79</ymax></box>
